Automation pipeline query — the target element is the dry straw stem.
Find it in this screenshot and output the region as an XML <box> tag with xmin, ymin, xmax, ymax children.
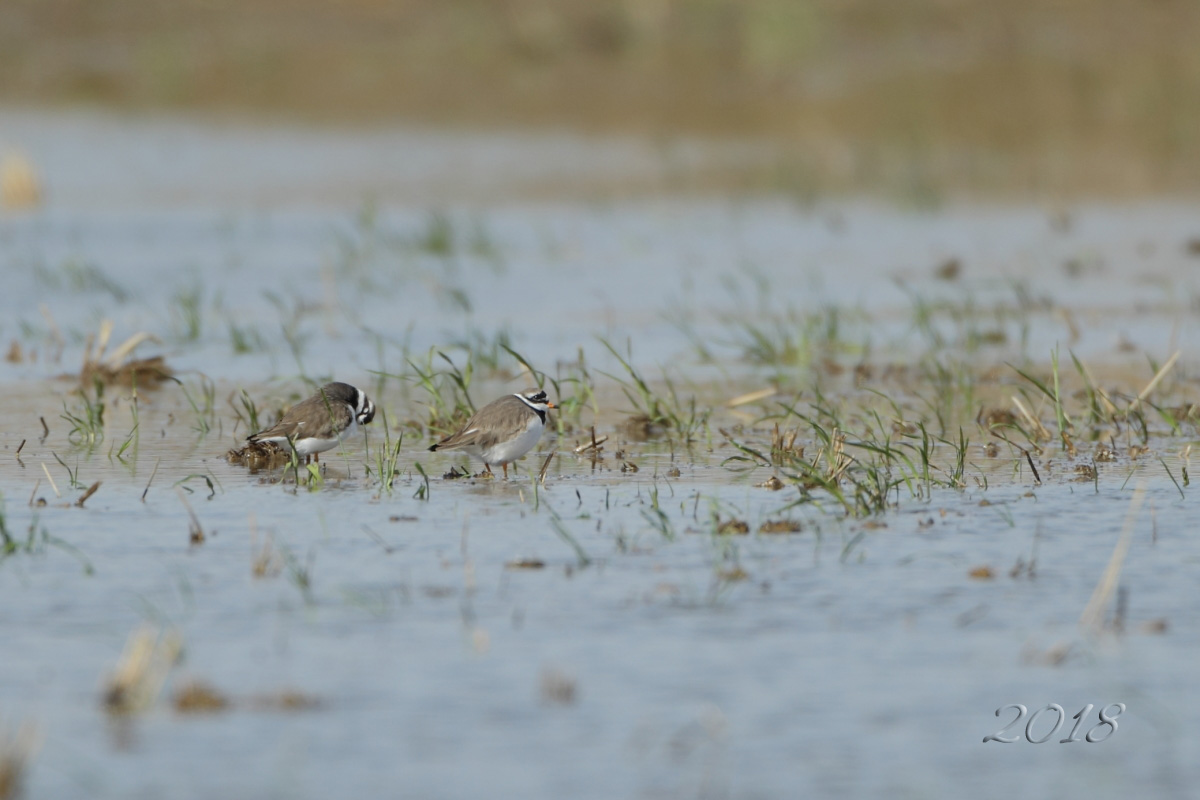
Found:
<box><xmin>726</xmin><ymin>388</ymin><xmax>776</xmax><ymax>407</ymax></box>
<box><xmin>102</xmin><ymin>625</ymin><xmax>184</xmax><ymax>714</ymax></box>
<box><xmin>1129</xmin><ymin>350</ymin><xmax>1180</xmax><ymax>413</ymax></box>
<box><xmin>0</xmin><ymin>719</ymin><xmax>39</xmax><ymax>800</ymax></box>
<box><xmin>81</xmin><ymin>321</ymin><xmax>172</xmax><ymax>387</ymax></box>
<box><xmin>39</xmin><ymin>463</ymin><xmax>60</xmax><ymax>498</ymax></box>
<box><xmin>1079</xmin><ymin>484</ymin><xmax>1145</xmax><ymax>633</ymax></box>
<box><xmin>1011</xmin><ymin>394</ymin><xmax>1051</xmax><ymax>440</ymax></box>
<box><xmin>250</xmin><ymin>515</ymin><xmax>282</xmax><ymax>578</ymax></box>
<box><xmin>1072</xmin><ymin>355</ymin><xmax>1118</xmax><ymax>417</ymax></box>
<box><xmin>0</xmin><ymin>150</ymin><xmax>41</xmax><ymax>211</ymax></box>
<box><xmin>537</xmin><ymin>451</ymin><xmax>554</xmax><ymax>485</ymax></box>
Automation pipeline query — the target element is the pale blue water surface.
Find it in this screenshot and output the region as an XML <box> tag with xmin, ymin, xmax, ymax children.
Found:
<box><xmin>0</xmin><ymin>108</ymin><xmax>1199</xmax><ymax>799</ymax></box>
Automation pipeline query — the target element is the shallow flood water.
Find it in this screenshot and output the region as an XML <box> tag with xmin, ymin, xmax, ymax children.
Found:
<box><xmin>2</xmin><ymin>109</ymin><xmax>1200</xmax><ymax>799</ymax></box>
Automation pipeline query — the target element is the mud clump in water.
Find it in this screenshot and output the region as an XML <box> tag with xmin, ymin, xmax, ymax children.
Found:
<box><xmin>227</xmin><ymin>440</ymin><xmax>289</xmax><ymax>470</ymax></box>
<box><xmin>716</xmin><ymin>518</ymin><xmax>750</xmax><ymax>535</ymax></box>
<box><xmin>81</xmin><ymin>356</ymin><xmax>175</xmax><ymax>388</ymax></box>
<box><xmin>173</xmin><ymin>681</ymin><xmax>231</xmax><ymax>714</ymax></box>
<box><xmin>758</xmin><ymin>519</ymin><xmax>803</xmax><ymax>534</ymax></box>
<box><xmin>617</xmin><ymin>414</ymin><xmax>665</xmax><ymax>441</ymax></box>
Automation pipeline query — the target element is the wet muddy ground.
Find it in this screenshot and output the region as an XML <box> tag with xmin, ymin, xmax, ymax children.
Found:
<box><xmin>2</xmin><ymin>110</ymin><xmax>1200</xmax><ymax>799</ymax></box>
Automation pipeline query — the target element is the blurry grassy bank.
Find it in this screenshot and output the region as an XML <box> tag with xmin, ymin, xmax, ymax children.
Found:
<box><xmin>3</xmin><ymin>0</ymin><xmax>1200</xmax><ymax>198</ymax></box>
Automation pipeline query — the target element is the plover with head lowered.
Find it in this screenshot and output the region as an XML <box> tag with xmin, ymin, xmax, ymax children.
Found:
<box><xmin>247</xmin><ymin>382</ymin><xmax>375</xmax><ymax>464</ymax></box>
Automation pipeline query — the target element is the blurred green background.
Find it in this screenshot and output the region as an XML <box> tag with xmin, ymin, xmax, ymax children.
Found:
<box><xmin>4</xmin><ymin>0</ymin><xmax>1199</xmax><ymax>196</ymax></box>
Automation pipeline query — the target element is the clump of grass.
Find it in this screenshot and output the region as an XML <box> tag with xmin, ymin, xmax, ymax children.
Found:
<box><xmin>263</xmin><ymin>291</ymin><xmax>314</xmax><ymax>375</ymax></box>
<box><xmin>770</xmin><ymin>424</ymin><xmax>804</xmax><ymax>463</ymax></box>
<box><xmin>331</xmin><ymin>204</ymin><xmax>482</xmax><ymax>308</ymax></box>
<box><xmin>597</xmin><ymin>338</ymin><xmax>709</xmax><ymax>442</ymax></box>
<box><xmin>179</xmin><ymin>377</ymin><xmax>217</xmax><ymax>436</ymax></box>
<box><xmin>109</xmin><ymin>389</ymin><xmax>139</xmax><ymax>464</ymax></box>
<box><xmin>1003</xmin><ymin>347</ymin><xmax>1183</xmax><ymax>453</ymax></box>
<box><xmin>550</xmin><ymin>348</ymin><xmax>599</xmax><ymax>434</ymax></box>
<box><xmin>727</xmin><ymin>305</ymin><xmax>857</xmax><ymax>369</ymax></box>
<box><xmin>230</xmin><ymin>389</ymin><xmax>262</xmax><ymax>434</ymax></box>
<box><xmin>467</xmin><ymin>218</ymin><xmax>504</xmax><ymax>269</ymax></box>
<box><xmin>171</xmin><ymin>284</ymin><xmax>204</xmax><ymax>342</ymax></box>
<box><xmin>365</xmin><ymin>413</ymin><xmax>403</xmax><ymax>495</ymax></box>
<box><xmin>281</xmin><ymin>547</ymin><xmax>316</xmax><ymax>604</ymax></box>
<box><xmin>0</xmin><ymin>498</ymin><xmax>35</xmax><ymax>558</ymax></box>
<box><xmin>0</xmin><ymin>496</ymin><xmax>95</xmax><ymax>573</ymax></box>
<box><xmin>639</xmin><ymin>484</ymin><xmax>676</xmax><ymax>541</ymax></box>
<box><xmin>548</xmin><ymin>509</ymin><xmax>592</xmax><ymax>568</ymax></box>
<box><xmin>304</xmin><ymin>462</ymin><xmax>324</xmax><ymax>491</ymax></box>
<box><xmin>35</xmin><ymin>257</ymin><xmax>128</xmax><ymax>301</ymax></box>
<box><xmin>330</xmin><ymin>200</ymin><xmax>386</xmax><ymax>286</ymax></box>
<box><xmin>416</xmin><ymin>211</ymin><xmax>453</xmax><ymax>257</ymax></box>
<box><xmin>452</xmin><ymin>328</ymin><xmax>516</xmax><ymax>377</ymax></box>
<box><xmin>412</xmin><ymin>463</ymin><xmax>431</xmax><ymax>500</ymax></box>
<box><xmin>1010</xmin><ymin>346</ymin><xmax>1072</xmax><ymax>447</ymax></box>
<box><xmin>400</xmin><ymin>213</ymin><xmax>473</xmax><ymax>311</ymax></box>
<box><xmin>251</xmin><ymin>526</ymin><xmax>282</xmax><ymax>578</ymax></box>
<box><xmin>725</xmin><ymin>393</ymin><xmax>947</xmax><ymax>516</ymax></box>
<box><xmin>111</xmin><ymin>428</ymin><xmax>138</xmax><ymax>466</ymax></box>
<box><xmin>401</xmin><ymin>349</ymin><xmax>476</xmax><ymax>437</ymax></box>
<box><xmin>61</xmin><ymin>379</ymin><xmax>105</xmax><ymax>447</ymax></box>
<box><xmin>229</xmin><ymin>322</ymin><xmax>266</xmax><ymax>354</ymax></box>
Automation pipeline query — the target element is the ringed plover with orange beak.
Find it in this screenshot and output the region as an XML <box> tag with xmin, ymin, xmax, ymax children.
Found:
<box><xmin>428</xmin><ymin>388</ymin><xmax>555</xmax><ymax>478</ymax></box>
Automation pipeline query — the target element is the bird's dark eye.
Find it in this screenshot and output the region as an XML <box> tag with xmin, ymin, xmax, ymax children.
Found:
<box><xmin>530</xmin><ymin>392</ymin><xmax>546</xmax><ymax>402</ymax></box>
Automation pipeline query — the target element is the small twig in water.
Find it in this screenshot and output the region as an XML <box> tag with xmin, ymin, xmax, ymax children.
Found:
<box><xmin>142</xmin><ymin>457</ymin><xmax>160</xmax><ymax>502</ymax></box>
<box><xmin>1022</xmin><ymin>449</ymin><xmax>1041</xmax><ymax>485</ymax></box>
<box><xmin>573</xmin><ymin>429</ymin><xmax>609</xmax><ymax>454</ymax></box>
<box><xmin>76</xmin><ymin>481</ymin><xmax>101</xmax><ymax>507</ymax></box>
<box><xmin>1159</xmin><ymin>456</ymin><xmax>1185</xmax><ymax>500</ymax></box>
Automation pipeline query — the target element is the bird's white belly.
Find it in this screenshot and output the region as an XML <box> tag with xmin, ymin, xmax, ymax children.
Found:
<box><xmin>266</xmin><ymin>418</ymin><xmax>357</xmax><ymax>456</ymax></box>
<box><xmin>482</xmin><ymin>418</ymin><xmax>544</xmax><ymax>466</ymax></box>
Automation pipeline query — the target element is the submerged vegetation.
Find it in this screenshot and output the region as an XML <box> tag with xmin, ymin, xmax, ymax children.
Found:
<box><xmin>10</xmin><ymin>249</ymin><xmax>1197</xmax><ymax>520</ymax></box>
